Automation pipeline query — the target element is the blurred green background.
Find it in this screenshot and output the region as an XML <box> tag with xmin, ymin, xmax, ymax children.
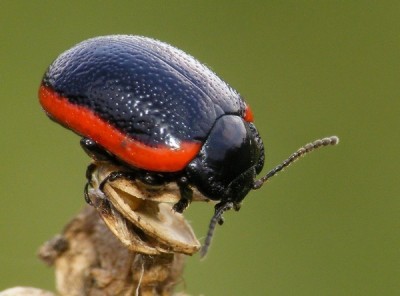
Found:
<box><xmin>1</xmin><ymin>1</ymin><xmax>399</xmax><ymax>295</ymax></box>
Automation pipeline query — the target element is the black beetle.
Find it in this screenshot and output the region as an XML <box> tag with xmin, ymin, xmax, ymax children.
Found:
<box><xmin>39</xmin><ymin>35</ymin><xmax>338</xmax><ymax>256</ymax></box>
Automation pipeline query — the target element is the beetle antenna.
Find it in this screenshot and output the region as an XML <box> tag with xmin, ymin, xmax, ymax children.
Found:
<box><xmin>200</xmin><ymin>202</ymin><xmax>234</xmax><ymax>258</ymax></box>
<box><xmin>253</xmin><ymin>136</ymin><xmax>339</xmax><ymax>189</ymax></box>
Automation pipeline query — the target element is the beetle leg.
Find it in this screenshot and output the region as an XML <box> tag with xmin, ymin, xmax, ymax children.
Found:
<box><xmin>84</xmin><ymin>163</ymin><xmax>98</xmax><ymax>205</ymax></box>
<box><xmin>80</xmin><ymin>137</ymin><xmax>113</xmax><ymax>161</ymax></box>
<box><xmin>99</xmin><ymin>171</ymin><xmax>136</xmax><ymax>192</ymax></box>
<box><xmin>85</xmin><ymin>162</ymin><xmax>97</xmax><ymax>181</ymax></box>
<box><xmin>84</xmin><ymin>182</ymin><xmax>92</xmax><ymax>205</ymax></box>
<box><xmin>173</xmin><ymin>178</ymin><xmax>193</xmax><ymax>213</ymax></box>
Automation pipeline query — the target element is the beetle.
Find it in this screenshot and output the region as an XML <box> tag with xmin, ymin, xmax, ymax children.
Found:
<box><xmin>39</xmin><ymin>35</ymin><xmax>338</xmax><ymax>256</ymax></box>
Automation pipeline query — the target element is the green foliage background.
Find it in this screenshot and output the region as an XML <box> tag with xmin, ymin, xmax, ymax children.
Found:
<box><xmin>1</xmin><ymin>1</ymin><xmax>399</xmax><ymax>295</ymax></box>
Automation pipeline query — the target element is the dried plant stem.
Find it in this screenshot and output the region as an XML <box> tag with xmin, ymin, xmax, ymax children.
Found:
<box><xmin>40</xmin><ymin>206</ymin><xmax>187</xmax><ymax>296</ymax></box>
<box><xmin>1</xmin><ymin>206</ymin><xmax>188</xmax><ymax>296</ymax></box>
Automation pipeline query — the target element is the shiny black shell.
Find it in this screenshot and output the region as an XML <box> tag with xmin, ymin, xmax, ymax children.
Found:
<box><xmin>40</xmin><ymin>35</ymin><xmax>265</xmax><ymax>203</ymax></box>
<box><xmin>42</xmin><ymin>35</ymin><xmax>247</xmax><ymax>148</ymax></box>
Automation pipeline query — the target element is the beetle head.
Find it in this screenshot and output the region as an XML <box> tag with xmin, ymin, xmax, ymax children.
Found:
<box><xmin>195</xmin><ymin>133</ymin><xmax>339</xmax><ymax>257</ymax></box>
<box><xmin>186</xmin><ymin>115</ymin><xmax>264</xmax><ymax>205</ymax></box>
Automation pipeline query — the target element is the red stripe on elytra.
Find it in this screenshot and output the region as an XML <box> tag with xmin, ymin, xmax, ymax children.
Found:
<box><xmin>39</xmin><ymin>85</ymin><xmax>201</xmax><ymax>172</ymax></box>
<box><xmin>243</xmin><ymin>104</ymin><xmax>254</xmax><ymax>122</ymax></box>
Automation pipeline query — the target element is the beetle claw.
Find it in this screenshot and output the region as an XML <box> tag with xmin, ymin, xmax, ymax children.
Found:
<box><xmin>172</xmin><ymin>198</ymin><xmax>190</xmax><ymax>213</ymax></box>
<box><xmin>173</xmin><ymin>181</ymin><xmax>193</xmax><ymax>213</ymax></box>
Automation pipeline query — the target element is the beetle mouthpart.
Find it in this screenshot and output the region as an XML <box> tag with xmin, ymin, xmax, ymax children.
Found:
<box><xmin>86</xmin><ymin>161</ymin><xmax>201</xmax><ymax>255</ymax></box>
